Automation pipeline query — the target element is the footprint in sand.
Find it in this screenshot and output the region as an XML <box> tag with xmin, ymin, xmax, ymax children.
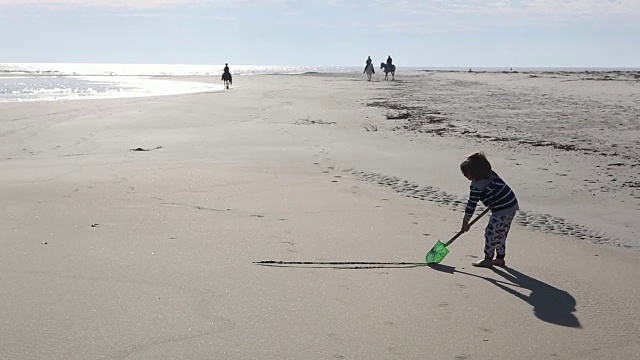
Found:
<box><xmin>351</xmin><ymin>169</ymin><xmax>625</xmax><ymax>249</ymax></box>
<box><xmin>326</xmin><ymin>332</ymin><xmax>340</xmax><ymax>340</ymax></box>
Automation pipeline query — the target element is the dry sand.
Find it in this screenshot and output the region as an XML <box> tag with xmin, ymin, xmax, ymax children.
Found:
<box><xmin>1</xmin><ymin>72</ymin><xmax>639</xmax><ymax>359</ymax></box>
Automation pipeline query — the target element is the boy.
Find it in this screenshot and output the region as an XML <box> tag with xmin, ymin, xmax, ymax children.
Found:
<box><xmin>460</xmin><ymin>152</ymin><xmax>519</xmax><ymax>267</ymax></box>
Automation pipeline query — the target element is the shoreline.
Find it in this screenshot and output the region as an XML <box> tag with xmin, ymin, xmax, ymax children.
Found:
<box><xmin>0</xmin><ymin>75</ymin><xmax>225</xmax><ymax>103</ymax></box>
<box><xmin>3</xmin><ymin>62</ymin><xmax>640</xmax><ymax>77</ymax></box>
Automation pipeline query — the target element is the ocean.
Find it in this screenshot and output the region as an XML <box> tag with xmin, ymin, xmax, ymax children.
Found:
<box><xmin>0</xmin><ymin>63</ymin><xmax>358</xmax><ymax>103</ymax></box>
<box><xmin>2</xmin><ymin>63</ymin><xmax>638</xmax><ymax>103</ymax></box>
<box><xmin>0</xmin><ymin>63</ymin><xmax>367</xmax><ymax>103</ymax></box>
<box><xmin>0</xmin><ymin>75</ymin><xmax>231</xmax><ymax>103</ymax></box>
<box><xmin>0</xmin><ymin>63</ymin><xmax>362</xmax><ymax>77</ymax></box>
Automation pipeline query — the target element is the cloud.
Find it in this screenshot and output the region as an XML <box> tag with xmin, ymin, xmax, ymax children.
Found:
<box><xmin>2</xmin><ymin>0</ymin><xmax>638</xmax><ymax>29</ymax></box>
<box><xmin>524</xmin><ymin>0</ymin><xmax>640</xmax><ymax>16</ymax></box>
<box><xmin>2</xmin><ymin>0</ymin><xmax>639</xmax><ymax>17</ymax></box>
<box><xmin>386</xmin><ymin>0</ymin><xmax>640</xmax><ymax>17</ymax></box>
<box><xmin>366</xmin><ymin>0</ymin><xmax>640</xmax><ymax>31</ymax></box>
<box><xmin>0</xmin><ymin>0</ymin><xmax>285</xmax><ymax>7</ymax></box>
<box><xmin>0</xmin><ymin>0</ymin><xmax>188</xmax><ymax>6</ymax></box>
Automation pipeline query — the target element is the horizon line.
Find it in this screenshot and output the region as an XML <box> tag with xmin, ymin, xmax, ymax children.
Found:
<box><xmin>1</xmin><ymin>62</ymin><xmax>639</xmax><ymax>69</ymax></box>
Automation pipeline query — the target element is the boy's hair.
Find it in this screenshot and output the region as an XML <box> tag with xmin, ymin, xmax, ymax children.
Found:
<box><xmin>460</xmin><ymin>152</ymin><xmax>492</xmax><ymax>180</ymax></box>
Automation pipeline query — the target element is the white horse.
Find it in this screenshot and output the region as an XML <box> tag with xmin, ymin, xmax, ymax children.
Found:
<box><xmin>364</xmin><ymin>63</ymin><xmax>375</xmax><ymax>81</ymax></box>
<box><xmin>380</xmin><ymin>63</ymin><xmax>395</xmax><ymax>80</ymax></box>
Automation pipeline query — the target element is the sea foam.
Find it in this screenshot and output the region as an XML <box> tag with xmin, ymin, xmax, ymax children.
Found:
<box><xmin>0</xmin><ymin>75</ymin><xmax>224</xmax><ymax>103</ymax></box>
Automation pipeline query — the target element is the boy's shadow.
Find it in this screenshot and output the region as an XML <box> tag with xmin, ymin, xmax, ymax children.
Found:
<box><xmin>430</xmin><ymin>264</ymin><xmax>581</xmax><ymax>328</ymax></box>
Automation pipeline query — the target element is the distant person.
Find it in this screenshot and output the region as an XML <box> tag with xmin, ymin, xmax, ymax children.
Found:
<box><xmin>364</xmin><ymin>56</ymin><xmax>374</xmax><ymax>73</ymax></box>
<box><xmin>459</xmin><ymin>152</ymin><xmax>519</xmax><ymax>268</ymax></box>
<box><xmin>386</xmin><ymin>55</ymin><xmax>393</xmax><ymax>67</ymax></box>
<box><xmin>221</xmin><ymin>63</ymin><xmax>232</xmax><ymax>89</ymax></box>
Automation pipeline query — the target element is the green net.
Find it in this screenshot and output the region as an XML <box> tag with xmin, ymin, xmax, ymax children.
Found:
<box><xmin>425</xmin><ymin>241</ymin><xmax>449</xmax><ymax>264</ymax></box>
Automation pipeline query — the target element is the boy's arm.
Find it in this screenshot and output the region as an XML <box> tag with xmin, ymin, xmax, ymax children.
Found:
<box><xmin>461</xmin><ymin>186</ymin><xmax>481</xmax><ymax>232</ymax></box>
<box><xmin>465</xmin><ymin>186</ymin><xmax>481</xmax><ymax>219</ymax></box>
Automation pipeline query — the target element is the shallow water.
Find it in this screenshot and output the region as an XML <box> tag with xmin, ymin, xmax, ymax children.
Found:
<box><xmin>0</xmin><ymin>75</ymin><xmax>223</xmax><ymax>103</ymax></box>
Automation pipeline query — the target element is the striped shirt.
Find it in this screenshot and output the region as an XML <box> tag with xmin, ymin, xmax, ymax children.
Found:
<box><xmin>465</xmin><ymin>171</ymin><xmax>519</xmax><ymax>219</ymax></box>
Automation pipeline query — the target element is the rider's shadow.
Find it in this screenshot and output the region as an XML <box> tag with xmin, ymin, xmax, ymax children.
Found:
<box><xmin>430</xmin><ymin>264</ymin><xmax>581</xmax><ymax>328</ymax></box>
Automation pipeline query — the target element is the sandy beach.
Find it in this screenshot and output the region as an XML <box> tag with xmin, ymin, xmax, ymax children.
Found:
<box><xmin>1</xmin><ymin>71</ymin><xmax>639</xmax><ymax>359</ymax></box>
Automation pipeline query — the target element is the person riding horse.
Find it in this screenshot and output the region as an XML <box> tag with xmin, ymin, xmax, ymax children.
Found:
<box><xmin>221</xmin><ymin>63</ymin><xmax>232</xmax><ymax>88</ymax></box>
<box><xmin>380</xmin><ymin>57</ymin><xmax>396</xmax><ymax>80</ymax></box>
<box><xmin>364</xmin><ymin>56</ymin><xmax>374</xmax><ymax>74</ymax></box>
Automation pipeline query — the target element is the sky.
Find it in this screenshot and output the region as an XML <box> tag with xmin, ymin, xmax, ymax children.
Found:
<box><xmin>1</xmin><ymin>0</ymin><xmax>639</xmax><ymax>67</ymax></box>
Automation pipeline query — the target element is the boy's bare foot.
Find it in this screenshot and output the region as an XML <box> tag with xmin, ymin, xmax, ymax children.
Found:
<box><xmin>492</xmin><ymin>258</ymin><xmax>506</xmax><ymax>267</ymax></box>
<box><xmin>472</xmin><ymin>259</ymin><xmax>493</xmax><ymax>268</ymax></box>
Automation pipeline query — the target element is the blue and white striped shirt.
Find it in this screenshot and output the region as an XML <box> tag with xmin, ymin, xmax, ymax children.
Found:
<box><xmin>465</xmin><ymin>171</ymin><xmax>519</xmax><ymax>219</ymax></box>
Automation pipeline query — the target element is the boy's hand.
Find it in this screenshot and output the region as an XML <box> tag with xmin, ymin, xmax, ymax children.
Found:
<box><xmin>461</xmin><ymin>219</ymin><xmax>471</xmax><ymax>233</ymax></box>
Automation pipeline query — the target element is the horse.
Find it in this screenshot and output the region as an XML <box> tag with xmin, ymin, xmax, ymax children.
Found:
<box><xmin>380</xmin><ymin>63</ymin><xmax>395</xmax><ymax>80</ymax></box>
<box><xmin>221</xmin><ymin>71</ymin><xmax>232</xmax><ymax>89</ymax></box>
<box><xmin>364</xmin><ymin>63</ymin><xmax>375</xmax><ymax>81</ymax></box>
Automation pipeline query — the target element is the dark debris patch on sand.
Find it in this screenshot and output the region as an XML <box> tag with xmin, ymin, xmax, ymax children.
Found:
<box><xmin>129</xmin><ymin>146</ymin><xmax>163</xmax><ymax>152</ymax></box>
<box><xmin>293</xmin><ymin>116</ymin><xmax>336</xmax><ymax>125</ymax></box>
<box><xmin>350</xmin><ymin>170</ymin><xmax>636</xmax><ymax>251</ymax></box>
<box><xmin>464</xmin><ymin>133</ymin><xmax>639</xmax><ymax>162</ymax></box>
<box><xmin>364</xmin><ymin>74</ymin><xmax>640</xmax><ymax>201</ymax></box>
<box><xmin>423</xmin><ymin>70</ymin><xmax>640</xmax><ymax>82</ymax></box>
<box><xmin>367</xmin><ymin>100</ymin><xmax>448</xmax><ymax>133</ymax></box>
<box><xmin>536</xmin><ymin>70</ymin><xmax>640</xmax><ymax>82</ymax></box>
<box><xmin>366</xmin><ymin>99</ymin><xmax>639</xmax><ymax>164</ymax></box>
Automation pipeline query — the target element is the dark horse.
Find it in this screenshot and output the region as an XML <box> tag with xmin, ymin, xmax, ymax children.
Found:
<box><xmin>380</xmin><ymin>63</ymin><xmax>395</xmax><ymax>81</ymax></box>
<box><xmin>221</xmin><ymin>71</ymin><xmax>232</xmax><ymax>89</ymax></box>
